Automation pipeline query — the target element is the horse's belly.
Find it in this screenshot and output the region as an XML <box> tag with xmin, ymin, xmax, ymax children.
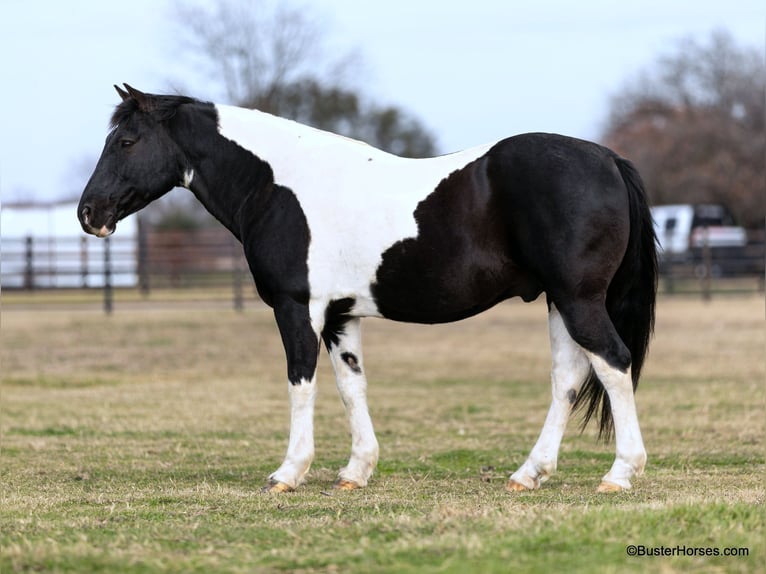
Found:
<box><xmin>370</xmin><ymin>250</ymin><xmax>541</xmax><ymax>324</ymax></box>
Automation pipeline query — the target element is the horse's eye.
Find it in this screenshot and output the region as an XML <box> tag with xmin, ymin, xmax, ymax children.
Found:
<box><xmin>120</xmin><ymin>139</ymin><xmax>135</xmax><ymax>148</ymax></box>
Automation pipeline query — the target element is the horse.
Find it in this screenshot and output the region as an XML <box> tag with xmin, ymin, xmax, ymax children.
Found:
<box><xmin>78</xmin><ymin>84</ymin><xmax>657</xmax><ymax>494</ymax></box>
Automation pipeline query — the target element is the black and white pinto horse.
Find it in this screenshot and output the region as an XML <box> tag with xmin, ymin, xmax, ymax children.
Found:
<box><xmin>79</xmin><ymin>85</ymin><xmax>657</xmax><ymax>494</ymax></box>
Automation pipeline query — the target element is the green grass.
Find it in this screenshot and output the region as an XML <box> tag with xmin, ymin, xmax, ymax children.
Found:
<box><xmin>1</xmin><ymin>295</ymin><xmax>764</xmax><ymax>572</ymax></box>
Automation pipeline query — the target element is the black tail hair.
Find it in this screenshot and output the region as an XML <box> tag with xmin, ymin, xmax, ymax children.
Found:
<box><xmin>572</xmin><ymin>157</ymin><xmax>658</xmax><ymax>440</ymax></box>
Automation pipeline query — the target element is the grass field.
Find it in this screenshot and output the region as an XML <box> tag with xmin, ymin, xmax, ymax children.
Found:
<box><xmin>1</xmin><ymin>293</ymin><xmax>764</xmax><ymax>573</ymax></box>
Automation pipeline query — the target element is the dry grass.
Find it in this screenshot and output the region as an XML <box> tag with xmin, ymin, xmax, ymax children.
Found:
<box><xmin>1</xmin><ymin>293</ymin><xmax>764</xmax><ymax>572</ymax></box>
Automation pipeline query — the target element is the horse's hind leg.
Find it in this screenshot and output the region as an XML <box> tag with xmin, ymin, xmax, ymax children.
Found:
<box><xmin>585</xmin><ymin>350</ymin><xmax>647</xmax><ymax>492</ymax></box>
<box><xmin>557</xmin><ymin>298</ymin><xmax>647</xmax><ymax>492</ymax></box>
<box><xmin>325</xmin><ymin>318</ymin><xmax>379</xmax><ymax>489</ymax></box>
<box><xmin>507</xmin><ymin>304</ymin><xmax>590</xmax><ymax>491</ymax></box>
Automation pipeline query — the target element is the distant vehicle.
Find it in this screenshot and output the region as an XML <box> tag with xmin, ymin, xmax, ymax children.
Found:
<box><xmin>650</xmin><ymin>204</ymin><xmax>749</xmax><ymax>277</ymax></box>
<box><xmin>651</xmin><ymin>204</ymin><xmax>747</xmax><ymax>255</ymax></box>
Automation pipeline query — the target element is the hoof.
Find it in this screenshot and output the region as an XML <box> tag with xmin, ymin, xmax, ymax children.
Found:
<box><xmin>333</xmin><ymin>478</ymin><xmax>362</xmax><ymax>491</ymax></box>
<box><xmin>596</xmin><ymin>481</ymin><xmax>625</xmax><ymax>493</ymax></box>
<box><xmin>505</xmin><ymin>479</ymin><xmax>531</xmax><ymax>492</ymax></box>
<box><xmin>262</xmin><ymin>480</ymin><xmax>294</xmax><ymax>493</ymax></box>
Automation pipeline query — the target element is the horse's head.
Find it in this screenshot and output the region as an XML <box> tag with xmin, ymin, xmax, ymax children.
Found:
<box><xmin>78</xmin><ymin>84</ymin><xmax>189</xmax><ymax>237</ymax></box>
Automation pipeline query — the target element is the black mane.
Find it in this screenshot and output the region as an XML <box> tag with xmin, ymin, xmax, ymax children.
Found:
<box><xmin>109</xmin><ymin>94</ymin><xmax>204</xmax><ymax>128</ymax></box>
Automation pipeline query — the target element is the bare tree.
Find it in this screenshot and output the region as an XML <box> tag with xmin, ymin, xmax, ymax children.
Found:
<box><xmin>151</xmin><ymin>0</ymin><xmax>438</xmax><ymax>230</ymax></box>
<box><xmin>174</xmin><ymin>0</ymin><xmax>436</xmax><ymax>157</ymax></box>
<box><xmin>176</xmin><ymin>1</ymin><xmax>343</xmax><ymax>106</ymax></box>
<box><xmin>602</xmin><ymin>30</ymin><xmax>765</xmax><ymax>228</ymax></box>
<box><xmin>259</xmin><ymin>78</ymin><xmax>437</xmax><ymax>158</ymax></box>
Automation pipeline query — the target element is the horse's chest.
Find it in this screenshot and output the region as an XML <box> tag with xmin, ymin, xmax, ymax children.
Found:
<box><xmin>298</xmin><ymin>189</ymin><xmax>421</xmax><ymax>308</ymax></box>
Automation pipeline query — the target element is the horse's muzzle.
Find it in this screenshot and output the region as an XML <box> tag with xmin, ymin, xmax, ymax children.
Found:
<box><xmin>79</xmin><ymin>204</ymin><xmax>116</xmax><ymax>238</ymax></box>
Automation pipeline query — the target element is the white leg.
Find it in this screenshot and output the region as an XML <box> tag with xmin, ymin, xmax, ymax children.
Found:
<box><xmin>585</xmin><ymin>353</ymin><xmax>647</xmax><ymax>492</ymax></box>
<box><xmin>326</xmin><ymin>318</ymin><xmax>379</xmax><ymax>489</ymax></box>
<box><xmin>265</xmin><ymin>376</ymin><xmax>317</xmax><ymax>491</ymax></box>
<box><xmin>508</xmin><ymin>304</ymin><xmax>590</xmax><ymax>491</ymax></box>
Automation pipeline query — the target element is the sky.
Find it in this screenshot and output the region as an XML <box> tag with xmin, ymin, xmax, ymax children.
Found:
<box><xmin>1</xmin><ymin>0</ymin><xmax>764</xmax><ymax>205</ymax></box>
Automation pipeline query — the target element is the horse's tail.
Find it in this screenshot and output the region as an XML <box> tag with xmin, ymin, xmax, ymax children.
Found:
<box><xmin>574</xmin><ymin>157</ymin><xmax>658</xmax><ymax>440</ymax></box>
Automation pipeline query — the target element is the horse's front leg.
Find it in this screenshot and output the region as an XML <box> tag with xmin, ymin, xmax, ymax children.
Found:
<box><xmin>324</xmin><ymin>317</ymin><xmax>378</xmax><ymax>490</ymax></box>
<box><xmin>263</xmin><ymin>298</ymin><xmax>320</xmax><ymax>493</ymax></box>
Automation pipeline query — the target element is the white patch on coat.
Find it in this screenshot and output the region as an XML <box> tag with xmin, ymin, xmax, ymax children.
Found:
<box><xmin>215</xmin><ymin>105</ymin><xmax>496</xmax><ymax>322</ymax></box>
<box><xmin>584</xmin><ymin>352</ymin><xmax>647</xmax><ymax>489</ymax></box>
<box><xmin>181</xmin><ymin>169</ymin><xmax>194</xmax><ymax>188</ymax></box>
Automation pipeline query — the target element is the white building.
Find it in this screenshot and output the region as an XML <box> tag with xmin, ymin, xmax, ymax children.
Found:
<box><xmin>0</xmin><ymin>201</ymin><xmax>138</xmax><ymax>288</ymax></box>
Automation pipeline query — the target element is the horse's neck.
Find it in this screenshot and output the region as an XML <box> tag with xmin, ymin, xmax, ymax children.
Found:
<box><xmin>173</xmin><ymin>106</ymin><xmax>285</xmax><ymax>238</ymax></box>
<box><xmin>179</xmin><ymin>104</ymin><xmax>491</xmax><ymax>240</ymax></box>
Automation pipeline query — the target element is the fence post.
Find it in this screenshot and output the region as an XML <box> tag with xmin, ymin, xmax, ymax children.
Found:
<box><xmin>80</xmin><ymin>236</ymin><xmax>89</xmax><ymax>288</ymax></box>
<box><xmin>23</xmin><ymin>236</ymin><xmax>34</xmax><ymax>290</ymax></box>
<box><xmin>231</xmin><ymin>236</ymin><xmax>244</xmax><ymax>312</ymax></box>
<box><xmin>701</xmin><ymin>225</ymin><xmax>712</xmax><ymax>302</ymax></box>
<box><xmin>661</xmin><ymin>225</ymin><xmax>676</xmax><ymax>294</ymax></box>
<box><xmin>137</xmin><ymin>216</ymin><xmax>150</xmax><ymax>297</ymax></box>
<box><xmin>104</xmin><ymin>236</ymin><xmax>113</xmax><ymax>314</ymax></box>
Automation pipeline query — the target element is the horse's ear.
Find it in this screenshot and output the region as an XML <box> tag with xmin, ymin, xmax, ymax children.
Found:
<box><xmin>123</xmin><ymin>84</ymin><xmax>152</xmax><ymax>111</ymax></box>
<box><xmin>114</xmin><ymin>84</ymin><xmax>129</xmax><ymax>101</ymax></box>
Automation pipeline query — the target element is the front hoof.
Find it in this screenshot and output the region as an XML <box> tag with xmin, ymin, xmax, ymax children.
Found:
<box><xmin>333</xmin><ymin>478</ymin><xmax>362</xmax><ymax>491</ymax></box>
<box><xmin>262</xmin><ymin>480</ymin><xmax>294</xmax><ymax>493</ymax></box>
<box><xmin>505</xmin><ymin>479</ymin><xmax>532</xmax><ymax>492</ymax></box>
<box><xmin>596</xmin><ymin>480</ymin><xmax>626</xmax><ymax>493</ymax></box>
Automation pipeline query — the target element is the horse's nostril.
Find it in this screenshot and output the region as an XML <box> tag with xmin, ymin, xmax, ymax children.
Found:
<box><xmin>81</xmin><ymin>205</ymin><xmax>92</xmax><ymax>224</ymax></box>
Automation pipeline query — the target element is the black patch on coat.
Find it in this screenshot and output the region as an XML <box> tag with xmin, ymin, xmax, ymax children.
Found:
<box><xmin>567</xmin><ymin>388</ymin><xmax>578</xmax><ymax>405</ymax></box>
<box><xmin>238</xmin><ymin>183</ymin><xmax>312</xmax><ymax>307</ymax></box>
<box><xmin>371</xmin><ymin>154</ymin><xmax>542</xmax><ymax>324</ymax></box>
<box><xmin>272</xmin><ymin>297</ymin><xmax>319</xmax><ymax>386</ymax></box>
<box><xmin>166</xmin><ymin>108</ymin><xmax>312</xmax><ymax>307</ymax></box>
<box><xmin>321</xmin><ymin>298</ymin><xmax>356</xmax><ymax>350</ymax></box>
<box><xmin>340</xmin><ymin>352</ymin><xmax>362</xmax><ymax>373</ymax></box>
